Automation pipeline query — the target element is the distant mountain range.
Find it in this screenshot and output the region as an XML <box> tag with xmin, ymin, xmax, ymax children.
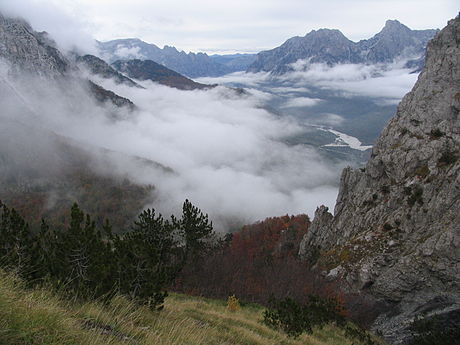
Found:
<box><xmin>247</xmin><ymin>20</ymin><xmax>438</xmax><ymax>74</ymax></box>
<box><xmin>98</xmin><ymin>39</ymin><xmax>256</xmax><ymax>78</ymax></box>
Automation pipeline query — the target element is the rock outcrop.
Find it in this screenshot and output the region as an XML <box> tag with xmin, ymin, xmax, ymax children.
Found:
<box><xmin>299</xmin><ymin>15</ymin><xmax>460</xmax><ymax>344</ymax></box>
<box><xmin>248</xmin><ymin>20</ymin><xmax>438</xmax><ymax>74</ymax></box>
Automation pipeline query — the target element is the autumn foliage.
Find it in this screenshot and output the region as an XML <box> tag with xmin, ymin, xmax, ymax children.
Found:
<box><xmin>174</xmin><ymin>214</ymin><xmax>338</xmax><ymax>304</ymax></box>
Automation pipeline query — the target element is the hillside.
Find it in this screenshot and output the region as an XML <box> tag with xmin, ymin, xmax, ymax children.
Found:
<box><xmin>112</xmin><ymin>59</ymin><xmax>214</xmax><ymax>90</ymax></box>
<box><xmin>299</xmin><ymin>15</ymin><xmax>460</xmax><ymax>344</ymax></box>
<box><xmin>0</xmin><ymin>272</ymin><xmax>379</xmax><ymax>345</ymax></box>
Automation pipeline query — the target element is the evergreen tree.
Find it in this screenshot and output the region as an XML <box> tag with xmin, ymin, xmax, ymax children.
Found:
<box><xmin>115</xmin><ymin>209</ymin><xmax>178</xmax><ymax>308</ymax></box>
<box><xmin>172</xmin><ymin>199</ymin><xmax>213</xmax><ymax>266</ymax></box>
<box><xmin>0</xmin><ymin>201</ymin><xmax>33</xmax><ymax>277</ymax></box>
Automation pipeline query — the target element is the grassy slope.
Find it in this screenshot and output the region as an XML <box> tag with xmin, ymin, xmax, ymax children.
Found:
<box><xmin>0</xmin><ymin>273</ymin><xmax>382</xmax><ymax>345</ymax></box>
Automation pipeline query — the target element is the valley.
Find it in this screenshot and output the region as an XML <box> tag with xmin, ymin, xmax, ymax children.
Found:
<box><xmin>0</xmin><ymin>3</ymin><xmax>458</xmax><ymax>345</ymax></box>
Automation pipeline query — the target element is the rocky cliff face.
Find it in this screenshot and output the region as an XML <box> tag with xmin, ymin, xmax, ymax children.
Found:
<box><xmin>0</xmin><ymin>13</ymin><xmax>70</xmax><ymax>77</ymax></box>
<box><xmin>0</xmin><ymin>13</ymin><xmax>136</xmax><ymax>111</ymax></box>
<box><xmin>248</xmin><ymin>20</ymin><xmax>438</xmax><ymax>74</ymax></box>
<box><xmin>299</xmin><ymin>15</ymin><xmax>459</xmax><ymax>344</ymax></box>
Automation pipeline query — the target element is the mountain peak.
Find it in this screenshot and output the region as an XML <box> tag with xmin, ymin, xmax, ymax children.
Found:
<box><xmin>247</xmin><ymin>19</ymin><xmax>436</xmax><ymax>74</ymax></box>
<box><xmin>381</xmin><ymin>19</ymin><xmax>411</xmax><ymax>33</ymax></box>
<box><xmin>304</xmin><ymin>28</ymin><xmax>347</xmax><ymax>39</ymax></box>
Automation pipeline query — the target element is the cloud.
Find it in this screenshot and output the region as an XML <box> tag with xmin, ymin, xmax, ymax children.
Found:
<box><xmin>0</xmin><ymin>0</ymin><xmax>97</xmax><ymax>54</ymax></box>
<box><xmin>1</xmin><ymin>63</ymin><xmax>344</xmax><ymax>230</ymax></box>
<box><xmin>196</xmin><ymin>71</ymin><xmax>270</xmax><ymax>87</ymax></box>
<box><xmin>3</xmin><ymin>0</ymin><xmax>455</xmax><ymax>54</ymax></box>
<box><xmin>313</xmin><ymin>113</ymin><xmax>344</xmax><ymax>126</ymax></box>
<box><xmin>281</xmin><ymin>97</ymin><xmax>322</xmax><ymax>108</ymax></box>
<box><xmin>280</xmin><ymin>61</ymin><xmax>419</xmax><ymax>102</ymax></box>
<box><xmin>113</xmin><ymin>45</ymin><xmax>145</xmax><ymax>59</ymax></box>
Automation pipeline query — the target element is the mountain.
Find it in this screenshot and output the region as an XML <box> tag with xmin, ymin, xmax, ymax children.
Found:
<box><xmin>298</xmin><ymin>16</ymin><xmax>460</xmax><ymax>344</ymax></box>
<box><xmin>98</xmin><ymin>38</ymin><xmax>256</xmax><ymax>77</ymax></box>
<box><xmin>358</xmin><ymin>20</ymin><xmax>438</xmax><ymax>65</ymax></box>
<box><xmin>0</xmin><ymin>13</ymin><xmax>135</xmax><ymax>111</ymax></box>
<box><xmin>209</xmin><ymin>53</ymin><xmax>257</xmax><ymax>71</ymax></box>
<box><xmin>0</xmin><ymin>13</ymin><xmax>169</xmax><ymax>231</ymax></box>
<box><xmin>76</xmin><ymin>54</ymin><xmax>143</xmax><ymax>88</ymax></box>
<box><xmin>112</xmin><ymin>59</ymin><xmax>213</xmax><ymax>90</ymax></box>
<box><xmin>0</xmin><ymin>13</ymin><xmax>70</xmax><ymax>77</ymax></box>
<box><xmin>247</xmin><ymin>20</ymin><xmax>438</xmax><ymax>74</ymax></box>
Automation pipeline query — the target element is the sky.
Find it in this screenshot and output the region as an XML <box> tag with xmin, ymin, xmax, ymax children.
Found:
<box><xmin>0</xmin><ymin>0</ymin><xmax>458</xmax><ymax>54</ymax></box>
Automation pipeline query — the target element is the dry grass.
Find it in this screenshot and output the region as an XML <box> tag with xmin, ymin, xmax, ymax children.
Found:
<box><xmin>0</xmin><ymin>272</ymin><xmax>383</xmax><ymax>345</ymax></box>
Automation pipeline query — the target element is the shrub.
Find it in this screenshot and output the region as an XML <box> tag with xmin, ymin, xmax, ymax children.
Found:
<box><xmin>383</xmin><ymin>223</ymin><xmax>393</xmax><ymax>231</ymax></box>
<box><xmin>429</xmin><ymin>128</ymin><xmax>444</xmax><ymax>138</ymax></box>
<box><xmin>407</xmin><ymin>186</ymin><xmax>423</xmax><ymax>206</ymax></box>
<box><xmin>263</xmin><ymin>295</ymin><xmax>346</xmax><ymax>338</ymax></box>
<box><xmin>437</xmin><ymin>151</ymin><xmax>458</xmax><ymax>167</ymax></box>
<box><xmin>414</xmin><ymin>165</ymin><xmax>430</xmax><ymax>178</ymax></box>
<box><xmin>380</xmin><ymin>185</ymin><xmax>390</xmax><ymax>194</ymax></box>
<box><xmin>410</xmin><ymin>314</ymin><xmax>460</xmax><ymax>345</ymax></box>
<box><xmin>227</xmin><ymin>295</ymin><xmax>241</xmax><ymax>312</ymax></box>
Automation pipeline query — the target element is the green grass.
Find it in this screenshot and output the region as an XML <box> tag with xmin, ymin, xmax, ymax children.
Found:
<box><xmin>0</xmin><ymin>272</ymin><xmax>384</xmax><ymax>345</ymax></box>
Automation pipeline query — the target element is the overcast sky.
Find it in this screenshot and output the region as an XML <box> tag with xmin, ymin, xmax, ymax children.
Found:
<box><xmin>1</xmin><ymin>0</ymin><xmax>458</xmax><ymax>54</ymax></box>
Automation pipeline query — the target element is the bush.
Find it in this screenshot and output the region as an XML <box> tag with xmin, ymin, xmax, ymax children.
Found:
<box><xmin>437</xmin><ymin>151</ymin><xmax>458</xmax><ymax>167</ymax></box>
<box><xmin>407</xmin><ymin>186</ymin><xmax>423</xmax><ymax>206</ymax></box>
<box><xmin>263</xmin><ymin>296</ymin><xmax>378</xmax><ymax>344</ymax></box>
<box><xmin>429</xmin><ymin>128</ymin><xmax>444</xmax><ymax>138</ymax></box>
<box><xmin>227</xmin><ymin>295</ymin><xmax>241</xmax><ymax>312</ymax></box>
<box><xmin>263</xmin><ymin>296</ymin><xmax>346</xmax><ymax>338</ymax></box>
<box><xmin>410</xmin><ymin>314</ymin><xmax>460</xmax><ymax>345</ymax></box>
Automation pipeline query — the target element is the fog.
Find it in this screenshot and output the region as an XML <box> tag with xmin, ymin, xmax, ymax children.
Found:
<box><xmin>283</xmin><ymin>60</ymin><xmax>419</xmax><ymax>103</ymax></box>
<box><xmin>198</xmin><ymin>60</ymin><xmax>418</xmax><ymax>105</ymax></box>
<box><xmin>0</xmin><ymin>0</ymin><xmax>97</xmax><ymax>54</ymax></box>
<box><xmin>0</xmin><ymin>61</ymin><xmax>345</xmax><ymax>230</ymax></box>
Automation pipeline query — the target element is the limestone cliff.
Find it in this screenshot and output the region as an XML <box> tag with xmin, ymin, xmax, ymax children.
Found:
<box><xmin>299</xmin><ymin>15</ymin><xmax>460</xmax><ymax>344</ymax></box>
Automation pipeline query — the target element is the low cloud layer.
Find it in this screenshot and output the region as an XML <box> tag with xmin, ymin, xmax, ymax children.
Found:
<box><xmin>200</xmin><ymin>61</ymin><xmax>418</xmax><ymax>106</ymax></box>
<box><xmin>284</xmin><ymin>60</ymin><xmax>419</xmax><ymax>103</ymax></box>
<box><xmin>1</xmin><ymin>64</ymin><xmax>343</xmax><ymax>230</ymax></box>
<box><xmin>281</xmin><ymin>97</ymin><xmax>322</xmax><ymax>108</ymax></box>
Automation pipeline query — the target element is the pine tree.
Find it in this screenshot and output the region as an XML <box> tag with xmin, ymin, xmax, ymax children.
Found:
<box><xmin>172</xmin><ymin>199</ymin><xmax>213</xmax><ymax>266</ymax></box>
<box><xmin>115</xmin><ymin>208</ymin><xmax>178</xmax><ymax>308</ymax></box>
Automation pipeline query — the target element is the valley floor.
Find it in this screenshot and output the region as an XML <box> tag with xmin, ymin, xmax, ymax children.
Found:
<box><xmin>0</xmin><ymin>272</ymin><xmax>382</xmax><ymax>345</ymax></box>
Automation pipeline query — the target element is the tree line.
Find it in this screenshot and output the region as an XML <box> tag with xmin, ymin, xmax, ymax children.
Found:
<box><xmin>0</xmin><ymin>199</ymin><xmax>214</xmax><ymax>309</ymax></box>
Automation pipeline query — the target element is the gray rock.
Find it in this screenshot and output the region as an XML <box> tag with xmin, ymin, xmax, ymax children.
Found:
<box><xmin>0</xmin><ymin>13</ymin><xmax>70</xmax><ymax>77</ymax></box>
<box><xmin>299</xmin><ymin>15</ymin><xmax>460</xmax><ymax>344</ymax></box>
<box><xmin>248</xmin><ymin>20</ymin><xmax>438</xmax><ymax>75</ymax></box>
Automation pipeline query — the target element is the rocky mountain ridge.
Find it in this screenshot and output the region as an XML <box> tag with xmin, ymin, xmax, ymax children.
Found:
<box><xmin>98</xmin><ymin>38</ymin><xmax>256</xmax><ymax>78</ymax></box>
<box><xmin>298</xmin><ymin>15</ymin><xmax>460</xmax><ymax>344</ymax></box>
<box><xmin>0</xmin><ymin>13</ymin><xmax>70</xmax><ymax>77</ymax></box>
<box><xmin>0</xmin><ymin>13</ymin><xmax>137</xmax><ymax>111</ymax></box>
<box><xmin>112</xmin><ymin>59</ymin><xmax>213</xmax><ymax>90</ymax></box>
<box><xmin>76</xmin><ymin>54</ymin><xmax>143</xmax><ymax>88</ymax></box>
<box><xmin>248</xmin><ymin>20</ymin><xmax>438</xmax><ymax>74</ymax></box>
